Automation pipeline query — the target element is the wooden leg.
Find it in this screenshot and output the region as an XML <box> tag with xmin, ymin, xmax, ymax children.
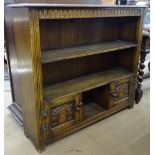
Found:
<box><xmin>129</xmin><ymin>101</ymin><xmax>134</xmax><ymax>109</ymax></box>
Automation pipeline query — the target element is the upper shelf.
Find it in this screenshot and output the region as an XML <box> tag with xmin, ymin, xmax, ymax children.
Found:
<box><xmin>42</xmin><ymin>40</ymin><xmax>137</xmax><ymax>64</ymax></box>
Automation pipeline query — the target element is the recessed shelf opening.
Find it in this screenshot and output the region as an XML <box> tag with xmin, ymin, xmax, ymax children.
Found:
<box><xmin>40</xmin><ymin>16</ymin><xmax>139</xmax><ymax>51</ymax></box>
<box><xmin>81</xmin><ymin>85</ymin><xmax>110</xmax><ymax>120</ymax></box>
<box><xmin>42</xmin><ymin>48</ymin><xmax>135</xmax><ymax>88</ymax></box>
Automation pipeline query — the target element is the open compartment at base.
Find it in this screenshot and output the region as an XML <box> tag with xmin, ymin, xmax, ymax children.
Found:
<box><xmin>81</xmin><ymin>84</ymin><xmax>110</xmax><ymax>120</ymax></box>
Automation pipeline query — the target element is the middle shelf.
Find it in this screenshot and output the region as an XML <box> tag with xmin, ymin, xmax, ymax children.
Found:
<box><xmin>44</xmin><ymin>67</ymin><xmax>133</xmax><ymax>103</ymax></box>
<box><xmin>42</xmin><ymin>40</ymin><xmax>137</xmax><ymax>64</ymax></box>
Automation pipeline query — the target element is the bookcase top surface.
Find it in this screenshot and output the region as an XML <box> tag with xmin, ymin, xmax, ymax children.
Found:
<box><xmin>7</xmin><ymin>3</ymin><xmax>147</xmax><ymax>8</ymax></box>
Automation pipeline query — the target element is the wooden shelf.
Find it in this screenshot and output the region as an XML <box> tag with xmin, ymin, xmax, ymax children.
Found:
<box><xmin>81</xmin><ymin>103</ymin><xmax>107</xmax><ymax>120</ymax></box>
<box><xmin>44</xmin><ymin>67</ymin><xmax>133</xmax><ymax>102</ymax></box>
<box><xmin>42</xmin><ymin>40</ymin><xmax>137</xmax><ymax>64</ymax></box>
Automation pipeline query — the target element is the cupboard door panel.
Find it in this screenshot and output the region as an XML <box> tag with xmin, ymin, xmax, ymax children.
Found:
<box><xmin>110</xmin><ymin>76</ymin><xmax>133</xmax><ymax>107</ymax></box>
<box><xmin>42</xmin><ymin>94</ymin><xmax>81</xmax><ymax>137</ymax></box>
<box><xmin>51</xmin><ymin>101</ymin><xmax>75</xmax><ymax>128</ymax></box>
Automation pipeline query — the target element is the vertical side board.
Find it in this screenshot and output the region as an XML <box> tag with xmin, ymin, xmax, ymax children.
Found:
<box><xmin>118</xmin><ymin>8</ymin><xmax>146</xmax><ymax>107</ymax></box>
<box><xmin>4</xmin><ymin>6</ymin><xmax>23</xmax><ymax>125</ymax></box>
<box><xmin>5</xmin><ymin>7</ymin><xmax>44</xmax><ymax>151</ymax></box>
<box><xmin>131</xmin><ymin>13</ymin><xmax>145</xmax><ymax>106</ymax></box>
<box><xmin>131</xmin><ymin>9</ymin><xmax>146</xmax><ymax>106</ymax></box>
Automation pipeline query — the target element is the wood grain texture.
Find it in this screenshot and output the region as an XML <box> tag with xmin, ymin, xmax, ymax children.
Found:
<box><xmin>82</xmin><ymin>85</ymin><xmax>110</xmax><ymax>109</ymax></box>
<box><xmin>5</xmin><ymin>7</ymin><xmax>43</xmax><ymax>150</ymax></box>
<box><xmin>131</xmin><ymin>13</ymin><xmax>145</xmax><ymax>106</ymax></box>
<box><xmin>40</xmin><ymin>17</ymin><xmax>121</xmax><ymax>51</ymax></box>
<box><xmin>42</xmin><ymin>52</ymin><xmax>117</xmax><ymax>86</ymax></box>
<box><xmin>44</xmin><ymin>67</ymin><xmax>133</xmax><ymax>102</ymax></box>
<box><xmin>119</xmin><ymin>16</ymin><xmax>138</xmax><ymax>42</ymax></box>
<box><xmin>110</xmin><ymin>76</ymin><xmax>131</xmax><ymax>108</ymax></box>
<box><xmin>42</xmin><ymin>40</ymin><xmax>137</xmax><ymax>63</ymax></box>
<box><xmin>42</xmin><ymin>48</ymin><xmax>136</xmax><ymax>87</ymax></box>
<box><xmin>117</xmin><ymin>48</ymin><xmax>135</xmax><ymax>71</ymax></box>
<box><xmin>5</xmin><ymin>5</ymin><xmax>146</xmax><ymax>152</ymax></box>
<box><xmin>42</xmin><ymin>94</ymin><xmax>82</xmax><ymax>136</ymax></box>
<box><xmin>4</xmin><ymin>7</ymin><xmax>23</xmax><ymax>111</ymax></box>
<box><xmin>46</xmin><ymin>100</ymin><xmax>130</xmax><ymax>144</ymax></box>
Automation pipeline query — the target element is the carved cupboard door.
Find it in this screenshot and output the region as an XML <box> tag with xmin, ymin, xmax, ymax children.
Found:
<box><xmin>41</xmin><ymin>94</ymin><xmax>81</xmax><ymax>138</ymax></box>
<box><xmin>110</xmin><ymin>76</ymin><xmax>135</xmax><ymax>108</ymax></box>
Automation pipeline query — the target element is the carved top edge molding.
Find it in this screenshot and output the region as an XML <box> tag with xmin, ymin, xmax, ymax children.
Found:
<box><xmin>36</xmin><ymin>8</ymin><xmax>145</xmax><ymax>19</ymax></box>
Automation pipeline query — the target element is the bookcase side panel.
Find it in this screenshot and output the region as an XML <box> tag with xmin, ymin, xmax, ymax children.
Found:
<box><xmin>5</xmin><ymin>7</ymin><xmax>44</xmax><ymax>151</ymax></box>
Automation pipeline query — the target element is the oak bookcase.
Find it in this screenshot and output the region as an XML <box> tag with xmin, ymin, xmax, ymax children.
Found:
<box><xmin>5</xmin><ymin>4</ymin><xmax>146</xmax><ymax>152</ymax></box>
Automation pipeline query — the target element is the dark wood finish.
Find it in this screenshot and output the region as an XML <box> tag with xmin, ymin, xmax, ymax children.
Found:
<box><xmin>4</xmin><ymin>15</ymin><xmax>24</xmax><ymax>126</ymax></box>
<box><xmin>5</xmin><ymin>4</ymin><xmax>145</xmax><ymax>152</ymax></box>
<box><xmin>46</xmin><ymin>100</ymin><xmax>130</xmax><ymax>144</ymax></box>
<box><xmin>110</xmin><ymin>76</ymin><xmax>135</xmax><ymax>108</ymax></box>
<box><xmin>5</xmin><ymin>7</ymin><xmax>44</xmax><ymax>151</ymax></box>
<box><xmin>82</xmin><ymin>84</ymin><xmax>111</xmax><ymax>109</ymax></box>
<box><xmin>42</xmin><ymin>52</ymin><xmax>117</xmax><ymax>86</ymax></box>
<box><xmin>44</xmin><ymin>67</ymin><xmax>133</xmax><ymax>102</ymax></box>
<box><xmin>135</xmin><ymin>32</ymin><xmax>150</xmax><ymax>103</ymax></box>
<box><xmin>42</xmin><ymin>48</ymin><xmax>134</xmax><ymax>86</ymax></box>
<box><xmin>40</xmin><ymin>17</ymin><xmax>135</xmax><ymax>51</ymax></box>
<box><xmin>42</xmin><ymin>41</ymin><xmax>137</xmax><ymax>63</ymax></box>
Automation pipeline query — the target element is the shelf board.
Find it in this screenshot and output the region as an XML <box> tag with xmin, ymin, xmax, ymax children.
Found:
<box><xmin>44</xmin><ymin>67</ymin><xmax>133</xmax><ymax>102</ymax></box>
<box><xmin>81</xmin><ymin>103</ymin><xmax>107</xmax><ymax>120</ymax></box>
<box><xmin>42</xmin><ymin>40</ymin><xmax>137</xmax><ymax>64</ymax></box>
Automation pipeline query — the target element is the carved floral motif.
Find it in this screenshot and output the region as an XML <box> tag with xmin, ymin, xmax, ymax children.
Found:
<box><xmin>51</xmin><ymin>102</ymin><xmax>74</xmax><ymax>128</ymax></box>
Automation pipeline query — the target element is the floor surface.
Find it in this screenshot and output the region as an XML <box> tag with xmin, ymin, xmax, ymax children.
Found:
<box><xmin>4</xmin><ymin>71</ymin><xmax>150</xmax><ymax>155</ymax></box>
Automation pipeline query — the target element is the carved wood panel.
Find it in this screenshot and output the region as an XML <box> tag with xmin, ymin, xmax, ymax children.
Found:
<box><xmin>111</xmin><ymin>82</ymin><xmax>129</xmax><ymax>103</ymax></box>
<box><xmin>110</xmin><ymin>77</ymin><xmax>131</xmax><ymax>107</ymax></box>
<box><xmin>51</xmin><ymin>101</ymin><xmax>75</xmax><ymax>128</ymax></box>
<box><xmin>41</xmin><ymin>94</ymin><xmax>81</xmax><ymax>138</ymax></box>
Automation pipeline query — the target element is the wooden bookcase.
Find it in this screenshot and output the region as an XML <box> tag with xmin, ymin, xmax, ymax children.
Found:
<box><xmin>5</xmin><ymin>4</ymin><xmax>146</xmax><ymax>152</ymax></box>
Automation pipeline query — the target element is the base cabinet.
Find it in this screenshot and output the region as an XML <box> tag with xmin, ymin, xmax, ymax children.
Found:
<box><xmin>42</xmin><ymin>75</ymin><xmax>134</xmax><ymax>142</ymax></box>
